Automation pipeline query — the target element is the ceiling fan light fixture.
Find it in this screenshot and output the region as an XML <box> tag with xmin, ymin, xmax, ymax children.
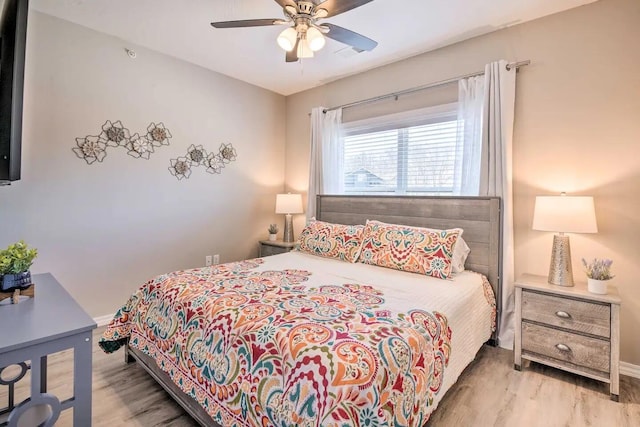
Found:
<box><xmin>297</xmin><ymin>38</ymin><xmax>314</xmax><ymax>58</ymax></box>
<box><xmin>306</xmin><ymin>27</ymin><xmax>326</xmax><ymax>51</ymax></box>
<box><xmin>277</xmin><ymin>27</ymin><xmax>298</xmax><ymax>52</ymax></box>
<box><xmin>210</xmin><ymin>0</ymin><xmax>378</xmax><ymax>63</ymax></box>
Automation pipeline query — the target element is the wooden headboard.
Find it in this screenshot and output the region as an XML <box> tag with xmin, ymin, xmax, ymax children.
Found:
<box><xmin>317</xmin><ymin>195</ymin><xmax>502</xmax><ymax>339</ymax></box>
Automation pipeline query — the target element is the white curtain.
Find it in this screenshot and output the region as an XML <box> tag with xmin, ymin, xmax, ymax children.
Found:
<box><xmin>453</xmin><ymin>76</ymin><xmax>485</xmax><ymax>195</ymax></box>
<box><xmin>479</xmin><ymin>60</ymin><xmax>517</xmax><ymax>349</ymax></box>
<box><xmin>307</xmin><ymin>107</ymin><xmax>343</xmax><ymax>220</ymax></box>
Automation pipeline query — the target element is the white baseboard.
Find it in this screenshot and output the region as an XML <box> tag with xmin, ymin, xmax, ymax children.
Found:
<box><xmin>93</xmin><ymin>313</ymin><xmax>115</xmax><ymax>327</ymax></box>
<box><xmin>620</xmin><ymin>361</ymin><xmax>640</xmax><ymax>379</ymax></box>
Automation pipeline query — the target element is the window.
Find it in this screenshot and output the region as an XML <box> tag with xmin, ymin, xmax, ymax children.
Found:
<box><xmin>342</xmin><ymin>104</ymin><xmax>459</xmax><ymax>195</ymax></box>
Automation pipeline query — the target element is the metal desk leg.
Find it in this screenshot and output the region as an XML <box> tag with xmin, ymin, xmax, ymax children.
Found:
<box><xmin>30</xmin><ymin>358</ymin><xmax>41</xmax><ymax>398</ymax></box>
<box><xmin>73</xmin><ymin>332</ymin><xmax>93</xmax><ymax>425</ymax></box>
<box><xmin>40</xmin><ymin>356</ymin><xmax>48</xmax><ymax>393</ymax></box>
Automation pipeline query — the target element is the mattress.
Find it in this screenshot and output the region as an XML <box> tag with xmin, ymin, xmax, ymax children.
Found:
<box><xmin>100</xmin><ymin>251</ymin><xmax>495</xmax><ymax>426</ymax></box>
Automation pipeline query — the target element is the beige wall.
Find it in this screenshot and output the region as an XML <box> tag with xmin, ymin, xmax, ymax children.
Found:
<box><xmin>0</xmin><ymin>12</ymin><xmax>286</xmax><ymax>317</ymax></box>
<box><xmin>284</xmin><ymin>0</ymin><xmax>640</xmax><ymax>365</ymax></box>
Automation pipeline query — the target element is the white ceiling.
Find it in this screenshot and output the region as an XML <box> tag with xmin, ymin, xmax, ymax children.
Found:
<box><xmin>30</xmin><ymin>0</ymin><xmax>596</xmax><ymax>95</ymax></box>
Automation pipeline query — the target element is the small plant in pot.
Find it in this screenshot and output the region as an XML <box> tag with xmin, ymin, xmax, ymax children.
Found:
<box><xmin>0</xmin><ymin>241</ymin><xmax>38</xmax><ymax>292</ymax></box>
<box><xmin>268</xmin><ymin>224</ymin><xmax>279</xmax><ymax>241</ymax></box>
<box><xmin>582</xmin><ymin>258</ymin><xmax>614</xmax><ymax>295</ymax></box>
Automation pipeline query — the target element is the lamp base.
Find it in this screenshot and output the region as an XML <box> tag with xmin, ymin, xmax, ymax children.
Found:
<box><xmin>283</xmin><ymin>214</ymin><xmax>295</xmax><ymax>243</ymax></box>
<box><xmin>548</xmin><ymin>234</ymin><xmax>574</xmax><ymax>287</ymax></box>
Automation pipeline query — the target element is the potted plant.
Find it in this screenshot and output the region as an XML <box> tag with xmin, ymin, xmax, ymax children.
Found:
<box><xmin>0</xmin><ymin>241</ymin><xmax>38</xmax><ymax>292</ymax></box>
<box><xmin>582</xmin><ymin>258</ymin><xmax>614</xmax><ymax>295</ymax></box>
<box><xmin>268</xmin><ymin>224</ymin><xmax>279</xmax><ymax>241</ymax></box>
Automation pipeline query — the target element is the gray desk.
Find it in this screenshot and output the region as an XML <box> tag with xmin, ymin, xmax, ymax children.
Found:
<box><xmin>0</xmin><ymin>273</ymin><xmax>96</xmax><ymax>426</ymax></box>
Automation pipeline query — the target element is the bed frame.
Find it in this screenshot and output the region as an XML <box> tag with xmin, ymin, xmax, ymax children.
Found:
<box><xmin>125</xmin><ymin>195</ymin><xmax>502</xmax><ymax>427</ymax></box>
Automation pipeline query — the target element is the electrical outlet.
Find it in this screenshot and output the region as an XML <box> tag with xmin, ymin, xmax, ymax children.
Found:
<box><xmin>205</xmin><ymin>255</ymin><xmax>212</xmax><ymax>267</ymax></box>
<box><xmin>213</xmin><ymin>254</ymin><xmax>220</xmax><ymax>265</ymax></box>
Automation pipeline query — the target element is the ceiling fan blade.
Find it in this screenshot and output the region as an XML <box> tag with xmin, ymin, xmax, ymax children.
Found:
<box><xmin>315</xmin><ymin>0</ymin><xmax>374</xmax><ymax>18</ymax></box>
<box><xmin>323</xmin><ymin>23</ymin><xmax>377</xmax><ymax>51</ymax></box>
<box><xmin>273</xmin><ymin>0</ymin><xmax>296</xmax><ymax>9</ymax></box>
<box><xmin>286</xmin><ymin>39</ymin><xmax>300</xmax><ymax>62</ymax></box>
<box><xmin>211</xmin><ymin>19</ymin><xmax>281</xmax><ymax>28</ymax></box>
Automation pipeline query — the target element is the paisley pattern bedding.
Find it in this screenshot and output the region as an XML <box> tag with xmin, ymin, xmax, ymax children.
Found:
<box><xmin>99</xmin><ymin>257</ymin><xmax>463</xmax><ymax>427</ymax></box>
<box><xmin>298</xmin><ymin>220</ymin><xmax>364</xmax><ymax>263</ymax></box>
<box><xmin>359</xmin><ymin>220</ymin><xmax>462</xmax><ymax>279</ymax></box>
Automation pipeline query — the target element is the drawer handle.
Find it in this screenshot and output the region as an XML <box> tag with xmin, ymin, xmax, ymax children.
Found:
<box><xmin>555</xmin><ymin>311</ymin><xmax>571</xmax><ymax>319</ymax></box>
<box><xmin>555</xmin><ymin>343</ymin><xmax>571</xmax><ymax>352</ymax></box>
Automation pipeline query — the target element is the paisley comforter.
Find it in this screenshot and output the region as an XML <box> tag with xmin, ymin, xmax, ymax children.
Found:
<box><xmin>100</xmin><ymin>252</ymin><xmax>495</xmax><ymax>427</ymax></box>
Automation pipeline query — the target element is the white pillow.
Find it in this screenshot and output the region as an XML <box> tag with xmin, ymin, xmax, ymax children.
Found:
<box><xmin>451</xmin><ymin>237</ymin><xmax>470</xmax><ymax>274</ymax></box>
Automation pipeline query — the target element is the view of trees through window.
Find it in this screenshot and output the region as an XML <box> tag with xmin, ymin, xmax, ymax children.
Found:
<box><xmin>343</xmin><ymin>119</ymin><xmax>458</xmax><ymax>195</ymax></box>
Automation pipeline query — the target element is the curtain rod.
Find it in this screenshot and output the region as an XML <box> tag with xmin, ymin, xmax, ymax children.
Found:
<box><xmin>323</xmin><ymin>60</ymin><xmax>530</xmax><ymax>113</ymax></box>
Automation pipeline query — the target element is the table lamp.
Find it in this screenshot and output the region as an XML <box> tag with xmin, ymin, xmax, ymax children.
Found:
<box><xmin>532</xmin><ymin>193</ymin><xmax>597</xmax><ymax>286</ymax></box>
<box><xmin>275</xmin><ymin>193</ymin><xmax>303</xmax><ymax>243</ymax></box>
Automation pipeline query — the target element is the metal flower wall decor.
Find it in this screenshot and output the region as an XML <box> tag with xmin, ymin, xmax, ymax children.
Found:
<box><xmin>101</xmin><ymin>120</ymin><xmax>130</xmax><ymax>147</ymax></box>
<box><xmin>74</xmin><ymin>121</ymin><xmax>237</xmax><ymax>181</ymax></box>
<box><xmin>73</xmin><ymin>121</ymin><xmax>172</xmax><ymax>164</ymax></box>
<box><xmin>72</xmin><ymin>136</ymin><xmax>108</xmax><ymax>165</ymax></box>
<box><xmin>125</xmin><ymin>134</ymin><xmax>155</xmax><ymax>160</ymax></box>
<box><xmin>169</xmin><ymin>143</ymin><xmax>238</xmax><ymax>180</ymax></box>
<box><xmin>146</xmin><ymin>123</ymin><xmax>172</xmax><ymax>147</ymax></box>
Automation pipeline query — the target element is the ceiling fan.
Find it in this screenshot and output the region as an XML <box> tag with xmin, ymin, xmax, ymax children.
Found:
<box><xmin>211</xmin><ymin>0</ymin><xmax>378</xmax><ymax>63</ymax></box>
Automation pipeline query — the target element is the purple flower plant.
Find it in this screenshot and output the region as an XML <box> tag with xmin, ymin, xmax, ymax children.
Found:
<box><xmin>581</xmin><ymin>258</ymin><xmax>614</xmax><ymax>280</ymax></box>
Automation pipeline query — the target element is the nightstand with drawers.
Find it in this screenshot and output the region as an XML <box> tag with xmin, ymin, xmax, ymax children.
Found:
<box><xmin>514</xmin><ymin>273</ymin><xmax>621</xmax><ymax>401</ymax></box>
<box><xmin>259</xmin><ymin>240</ymin><xmax>296</xmax><ymax>257</ymax></box>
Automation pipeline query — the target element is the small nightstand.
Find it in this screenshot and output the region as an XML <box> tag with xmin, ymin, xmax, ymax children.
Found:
<box><xmin>259</xmin><ymin>240</ymin><xmax>296</xmax><ymax>257</ymax></box>
<box><xmin>514</xmin><ymin>273</ymin><xmax>621</xmax><ymax>401</ymax></box>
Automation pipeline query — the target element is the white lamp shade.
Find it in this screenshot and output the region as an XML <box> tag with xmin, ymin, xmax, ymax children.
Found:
<box><xmin>275</xmin><ymin>193</ymin><xmax>303</xmax><ymax>214</ymax></box>
<box><xmin>277</xmin><ymin>27</ymin><xmax>298</xmax><ymax>52</ymax></box>
<box><xmin>532</xmin><ymin>195</ymin><xmax>597</xmax><ymax>233</ymax></box>
<box><xmin>306</xmin><ymin>27</ymin><xmax>326</xmax><ymax>51</ymax></box>
<box><xmin>297</xmin><ymin>38</ymin><xmax>314</xmax><ymax>58</ymax></box>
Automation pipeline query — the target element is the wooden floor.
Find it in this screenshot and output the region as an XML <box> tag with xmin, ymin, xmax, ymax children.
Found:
<box><xmin>2</xmin><ymin>327</ymin><xmax>639</xmax><ymax>426</ymax></box>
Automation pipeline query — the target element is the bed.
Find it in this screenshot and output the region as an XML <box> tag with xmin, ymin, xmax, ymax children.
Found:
<box><xmin>99</xmin><ymin>195</ymin><xmax>501</xmax><ymax>426</ymax></box>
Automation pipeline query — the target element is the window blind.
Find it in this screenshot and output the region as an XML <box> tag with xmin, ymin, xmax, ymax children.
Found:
<box><xmin>342</xmin><ymin>105</ymin><xmax>458</xmax><ymax>195</ymax></box>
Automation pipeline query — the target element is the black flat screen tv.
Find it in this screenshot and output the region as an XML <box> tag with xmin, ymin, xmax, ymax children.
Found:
<box><xmin>0</xmin><ymin>0</ymin><xmax>28</xmax><ymax>185</ymax></box>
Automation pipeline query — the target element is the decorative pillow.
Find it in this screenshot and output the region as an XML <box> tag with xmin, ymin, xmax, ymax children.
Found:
<box><xmin>451</xmin><ymin>237</ymin><xmax>471</xmax><ymax>274</ymax></box>
<box><xmin>297</xmin><ymin>220</ymin><xmax>364</xmax><ymax>263</ymax></box>
<box><xmin>359</xmin><ymin>220</ymin><xmax>462</xmax><ymax>279</ymax></box>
